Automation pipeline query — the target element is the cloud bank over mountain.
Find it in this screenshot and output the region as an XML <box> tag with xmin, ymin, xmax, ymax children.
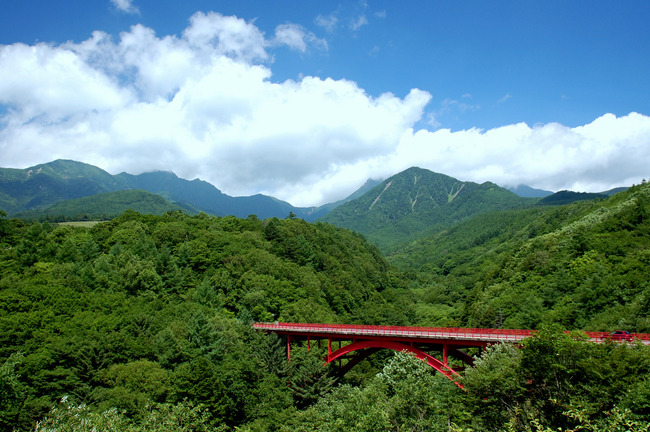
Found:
<box><xmin>1</xmin><ymin>11</ymin><xmax>649</xmax><ymax>206</ymax></box>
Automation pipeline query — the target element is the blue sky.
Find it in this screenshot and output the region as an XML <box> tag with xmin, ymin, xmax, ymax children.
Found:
<box><xmin>1</xmin><ymin>0</ymin><xmax>649</xmax><ymax>206</ymax></box>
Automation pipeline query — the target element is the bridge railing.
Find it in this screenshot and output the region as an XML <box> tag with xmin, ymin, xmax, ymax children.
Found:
<box><xmin>253</xmin><ymin>322</ymin><xmax>534</xmax><ymax>341</ymax></box>
<box><xmin>252</xmin><ymin>322</ymin><xmax>650</xmax><ymax>343</ymax></box>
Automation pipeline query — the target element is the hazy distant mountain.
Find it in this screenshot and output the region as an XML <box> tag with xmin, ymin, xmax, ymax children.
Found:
<box><xmin>507</xmin><ymin>184</ymin><xmax>554</xmax><ymax>198</ymax></box>
<box><xmin>115</xmin><ymin>170</ymin><xmax>316</xmax><ymax>220</ymax></box>
<box><xmin>2</xmin><ymin>159</ymin><xmax>628</xmax><ymax>225</ymax></box>
<box><xmin>320</xmin><ymin>167</ymin><xmax>534</xmax><ymax>250</ymax></box>
<box><xmin>537</xmin><ymin>190</ymin><xmax>609</xmax><ymax>206</ymax></box>
<box><xmin>307</xmin><ymin>178</ymin><xmax>383</xmax><ymax>220</ymax></box>
<box><xmin>600</xmin><ymin>187</ymin><xmax>628</xmax><ymax>196</ymax></box>
<box><xmin>507</xmin><ymin>184</ymin><xmax>627</xmax><ymax>201</ymax></box>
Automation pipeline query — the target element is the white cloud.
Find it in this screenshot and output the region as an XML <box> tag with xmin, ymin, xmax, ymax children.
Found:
<box><xmin>273</xmin><ymin>24</ymin><xmax>328</xmax><ymax>53</ymax></box>
<box><xmin>441</xmin><ymin>97</ymin><xmax>480</xmax><ymax>113</ymax></box>
<box><xmin>386</xmin><ymin>113</ymin><xmax>650</xmax><ymax>194</ymax></box>
<box><xmin>350</xmin><ymin>15</ymin><xmax>368</xmax><ymax>31</ymax></box>
<box><xmin>183</xmin><ymin>12</ymin><xmax>269</xmax><ymax>63</ymax></box>
<box><xmin>425</xmin><ymin>112</ymin><xmax>441</xmax><ymax>129</ymax></box>
<box><xmin>1</xmin><ymin>12</ymin><xmax>649</xmax><ymax>207</ymax></box>
<box><xmin>0</xmin><ymin>42</ymin><xmax>132</xmax><ymax>122</ymax></box>
<box><xmin>111</xmin><ymin>0</ymin><xmax>139</xmax><ymax>15</ymax></box>
<box><xmin>315</xmin><ymin>14</ymin><xmax>338</xmax><ymax>33</ymax></box>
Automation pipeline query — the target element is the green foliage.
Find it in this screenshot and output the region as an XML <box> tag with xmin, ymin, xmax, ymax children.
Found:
<box><xmin>391</xmin><ymin>182</ymin><xmax>650</xmax><ymax>331</ymax></box>
<box><xmin>0</xmin><ymin>210</ymin><xmax>401</xmax><ymax>431</ymax></box>
<box><xmin>95</xmin><ymin>360</ymin><xmax>170</xmax><ymax>416</ymax></box>
<box><xmin>287</xmin><ymin>347</ymin><xmax>336</xmax><ymax>409</ymax></box>
<box><xmin>3</xmin><ymin>172</ymin><xmax>650</xmax><ymax>431</ymax></box>
<box><xmin>292</xmin><ymin>351</ymin><xmax>459</xmax><ymax>432</ymax></box>
<box><xmin>0</xmin><ymin>352</ymin><xmax>25</xmax><ymax>429</ymax></box>
<box><xmin>33</xmin><ymin>397</ymin><xmax>220</xmax><ymax>432</ymax></box>
<box><xmin>460</xmin><ymin>328</ymin><xmax>650</xmax><ymax>431</ymax></box>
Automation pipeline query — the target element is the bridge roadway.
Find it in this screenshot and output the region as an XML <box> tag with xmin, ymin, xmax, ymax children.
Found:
<box><xmin>252</xmin><ymin>322</ymin><xmax>650</xmax><ymax>345</ymax></box>
<box><xmin>253</xmin><ymin>322</ymin><xmax>650</xmax><ymax>388</ymax></box>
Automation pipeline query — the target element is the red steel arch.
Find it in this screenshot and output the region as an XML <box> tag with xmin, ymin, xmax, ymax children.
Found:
<box><xmin>326</xmin><ymin>339</ymin><xmax>462</xmax><ymax>386</ymax></box>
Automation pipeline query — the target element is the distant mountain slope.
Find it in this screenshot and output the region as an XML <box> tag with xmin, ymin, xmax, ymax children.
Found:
<box><xmin>115</xmin><ymin>170</ymin><xmax>312</xmax><ymax>220</ymax></box>
<box><xmin>0</xmin><ymin>160</ymin><xmax>127</xmax><ymax>213</ymax></box>
<box><xmin>0</xmin><ymin>160</ymin><xmax>324</xmax><ymax>220</ymax></box>
<box><xmin>320</xmin><ymin>167</ymin><xmax>534</xmax><ymax>250</ymax></box>
<box><xmin>538</xmin><ymin>190</ymin><xmax>608</xmax><ymax>206</ymax></box>
<box><xmin>14</xmin><ymin>190</ymin><xmax>188</xmax><ymax>220</ymax></box>
<box><xmin>308</xmin><ymin>178</ymin><xmax>383</xmax><ymax>220</ymax></box>
<box><xmin>600</xmin><ymin>186</ymin><xmax>628</xmax><ymax>196</ymax></box>
<box><xmin>507</xmin><ymin>184</ymin><xmax>554</xmax><ymax>198</ymax></box>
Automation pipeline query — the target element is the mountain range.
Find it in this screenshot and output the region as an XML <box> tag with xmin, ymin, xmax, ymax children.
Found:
<box><xmin>1</xmin><ymin>160</ymin><xmax>626</xmax><ymax>250</ymax></box>
<box><xmin>0</xmin><ymin>160</ymin><xmax>324</xmax><ymax>220</ymax></box>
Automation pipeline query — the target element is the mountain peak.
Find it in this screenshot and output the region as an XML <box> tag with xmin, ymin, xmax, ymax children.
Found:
<box><xmin>507</xmin><ymin>184</ymin><xmax>554</xmax><ymax>198</ymax></box>
<box><xmin>320</xmin><ymin>166</ymin><xmax>531</xmax><ymax>250</ymax></box>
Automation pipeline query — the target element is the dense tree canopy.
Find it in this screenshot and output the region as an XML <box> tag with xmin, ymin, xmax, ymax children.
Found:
<box><xmin>390</xmin><ymin>182</ymin><xmax>650</xmax><ymax>332</ymax></box>
<box><xmin>0</xmin><ymin>210</ymin><xmax>413</xmax><ymax>430</ymax></box>
<box><xmin>2</xmin><ymin>181</ymin><xmax>650</xmax><ymax>431</ymax></box>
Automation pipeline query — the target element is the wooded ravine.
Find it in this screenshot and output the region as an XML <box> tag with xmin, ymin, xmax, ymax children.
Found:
<box><xmin>1</xmin><ymin>180</ymin><xmax>650</xmax><ymax>431</ymax></box>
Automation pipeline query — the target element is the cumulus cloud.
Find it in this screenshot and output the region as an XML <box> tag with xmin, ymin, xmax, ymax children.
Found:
<box><xmin>1</xmin><ymin>12</ymin><xmax>649</xmax><ymax>207</ymax></box>
<box><xmin>389</xmin><ymin>113</ymin><xmax>650</xmax><ymax>192</ymax></box>
<box><xmin>0</xmin><ymin>42</ymin><xmax>132</xmax><ymax>122</ymax></box>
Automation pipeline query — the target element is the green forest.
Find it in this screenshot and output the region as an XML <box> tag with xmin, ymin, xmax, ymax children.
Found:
<box><xmin>2</xmin><ymin>182</ymin><xmax>650</xmax><ymax>431</ymax></box>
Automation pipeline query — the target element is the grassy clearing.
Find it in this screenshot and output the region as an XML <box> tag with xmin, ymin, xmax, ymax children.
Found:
<box><xmin>57</xmin><ymin>221</ymin><xmax>105</xmax><ymax>228</ymax></box>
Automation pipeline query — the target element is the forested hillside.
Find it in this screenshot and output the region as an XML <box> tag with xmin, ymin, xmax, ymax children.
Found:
<box><xmin>2</xmin><ymin>192</ymin><xmax>650</xmax><ymax>430</ymax></box>
<box><xmin>13</xmin><ymin>190</ymin><xmax>193</xmax><ymax>221</ymax></box>
<box><xmin>0</xmin><ymin>210</ymin><xmax>414</xmax><ymax>430</ymax></box>
<box><xmin>391</xmin><ymin>181</ymin><xmax>650</xmax><ymax>332</ymax></box>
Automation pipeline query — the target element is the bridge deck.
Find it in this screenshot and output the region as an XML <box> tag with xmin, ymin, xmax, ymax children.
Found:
<box><xmin>253</xmin><ymin>322</ymin><xmax>650</xmax><ymax>345</ymax></box>
<box><xmin>253</xmin><ymin>322</ymin><xmax>650</xmax><ymax>388</ymax></box>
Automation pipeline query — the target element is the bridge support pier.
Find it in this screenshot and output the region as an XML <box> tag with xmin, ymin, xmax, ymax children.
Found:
<box><xmin>287</xmin><ymin>335</ymin><xmax>291</xmax><ymax>361</ymax></box>
<box><xmin>443</xmin><ymin>343</ymin><xmax>448</xmax><ymax>366</ymax></box>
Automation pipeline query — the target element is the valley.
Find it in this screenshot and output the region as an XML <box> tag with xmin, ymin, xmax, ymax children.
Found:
<box><xmin>1</xmin><ymin>161</ymin><xmax>649</xmax><ymax>431</ymax></box>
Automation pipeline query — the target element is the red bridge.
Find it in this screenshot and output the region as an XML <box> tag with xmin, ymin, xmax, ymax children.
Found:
<box><xmin>253</xmin><ymin>322</ymin><xmax>650</xmax><ymax>388</ymax></box>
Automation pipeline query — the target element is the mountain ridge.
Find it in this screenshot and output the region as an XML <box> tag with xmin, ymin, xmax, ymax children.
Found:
<box><xmin>1</xmin><ymin>160</ymin><xmax>625</xmax><ymax>231</ymax></box>
<box><xmin>0</xmin><ymin>160</ymin><xmax>324</xmax><ymax>220</ymax></box>
<box><xmin>320</xmin><ymin>167</ymin><xmax>536</xmax><ymax>250</ymax></box>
